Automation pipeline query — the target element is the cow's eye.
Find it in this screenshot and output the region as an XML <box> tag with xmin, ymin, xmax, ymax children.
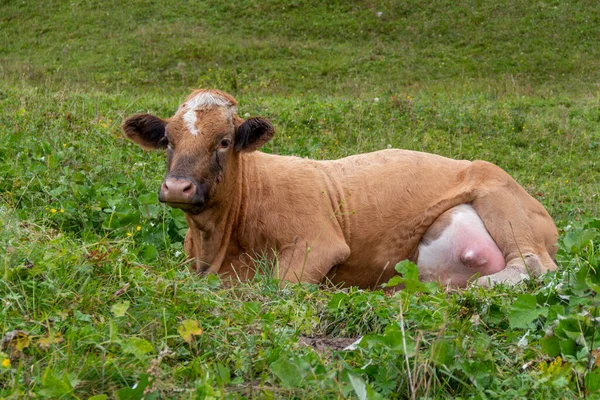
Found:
<box><xmin>219</xmin><ymin>139</ymin><xmax>231</xmax><ymax>149</ymax></box>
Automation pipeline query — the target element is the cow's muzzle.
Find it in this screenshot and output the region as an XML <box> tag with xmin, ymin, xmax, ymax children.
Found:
<box><xmin>159</xmin><ymin>176</ymin><xmax>205</xmax><ymax>213</ymax></box>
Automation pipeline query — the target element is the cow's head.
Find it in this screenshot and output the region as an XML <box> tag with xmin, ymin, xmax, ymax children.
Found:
<box><xmin>122</xmin><ymin>89</ymin><xmax>274</xmax><ymax>213</ymax></box>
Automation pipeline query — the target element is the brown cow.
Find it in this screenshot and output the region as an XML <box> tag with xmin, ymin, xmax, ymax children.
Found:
<box><xmin>122</xmin><ymin>89</ymin><xmax>558</xmax><ymax>288</ymax></box>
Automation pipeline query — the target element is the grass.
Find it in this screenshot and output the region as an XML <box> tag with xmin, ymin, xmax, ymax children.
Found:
<box><xmin>1</xmin><ymin>0</ymin><xmax>600</xmax><ymax>398</ymax></box>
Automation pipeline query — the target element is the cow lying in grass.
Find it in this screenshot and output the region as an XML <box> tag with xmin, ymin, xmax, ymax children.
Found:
<box><xmin>122</xmin><ymin>89</ymin><xmax>558</xmax><ymax>288</ymax></box>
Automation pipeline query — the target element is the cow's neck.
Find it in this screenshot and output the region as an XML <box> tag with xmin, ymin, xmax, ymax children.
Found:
<box><xmin>185</xmin><ymin>160</ymin><xmax>243</xmax><ymax>271</ymax></box>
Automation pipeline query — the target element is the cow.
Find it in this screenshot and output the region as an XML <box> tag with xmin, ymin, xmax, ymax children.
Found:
<box><xmin>122</xmin><ymin>89</ymin><xmax>558</xmax><ymax>289</ymax></box>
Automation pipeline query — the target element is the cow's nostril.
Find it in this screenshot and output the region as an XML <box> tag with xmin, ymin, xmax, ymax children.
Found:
<box><xmin>182</xmin><ymin>182</ymin><xmax>193</xmax><ymax>194</ymax></box>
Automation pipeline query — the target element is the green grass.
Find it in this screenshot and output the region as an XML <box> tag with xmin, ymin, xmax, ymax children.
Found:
<box><xmin>1</xmin><ymin>0</ymin><xmax>600</xmax><ymax>398</ymax></box>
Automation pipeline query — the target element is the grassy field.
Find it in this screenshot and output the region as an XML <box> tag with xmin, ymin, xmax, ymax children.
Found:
<box><xmin>1</xmin><ymin>0</ymin><xmax>600</xmax><ymax>398</ymax></box>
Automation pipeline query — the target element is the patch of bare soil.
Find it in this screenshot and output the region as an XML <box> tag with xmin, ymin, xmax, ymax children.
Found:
<box><xmin>299</xmin><ymin>336</ymin><xmax>360</xmax><ymax>352</ymax></box>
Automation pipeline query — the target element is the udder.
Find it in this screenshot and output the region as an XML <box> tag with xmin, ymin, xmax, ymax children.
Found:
<box><xmin>416</xmin><ymin>204</ymin><xmax>506</xmax><ymax>287</ymax></box>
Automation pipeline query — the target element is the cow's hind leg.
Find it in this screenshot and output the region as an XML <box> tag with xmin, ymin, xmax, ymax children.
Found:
<box><xmin>467</xmin><ymin>161</ymin><xmax>558</xmax><ymax>285</ymax></box>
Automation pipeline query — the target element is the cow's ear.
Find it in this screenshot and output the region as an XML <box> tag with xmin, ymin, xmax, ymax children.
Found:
<box><xmin>234</xmin><ymin>117</ymin><xmax>274</xmax><ymax>152</ymax></box>
<box><xmin>122</xmin><ymin>113</ymin><xmax>168</xmax><ymax>150</ymax></box>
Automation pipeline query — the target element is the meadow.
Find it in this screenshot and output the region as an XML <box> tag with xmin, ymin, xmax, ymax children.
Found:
<box><xmin>1</xmin><ymin>0</ymin><xmax>600</xmax><ymax>398</ymax></box>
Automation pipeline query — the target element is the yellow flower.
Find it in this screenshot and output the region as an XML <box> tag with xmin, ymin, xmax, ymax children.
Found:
<box><xmin>136</xmin><ymin>226</ymin><xmax>141</xmax><ymax>231</ymax></box>
<box><xmin>51</xmin><ymin>209</ymin><xmax>57</xmax><ymax>213</ymax></box>
<box><xmin>1</xmin><ymin>358</ymin><xmax>10</xmax><ymax>368</ymax></box>
<box><xmin>60</xmin><ymin>209</ymin><xmax>64</xmax><ymax>213</ymax></box>
<box><xmin>126</xmin><ymin>232</ymin><xmax>132</xmax><ymax>237</ymax></box>
<box><xmin>63</xmin><ymin>143</ymin><xmax>67</xmax><ymax>148</ymax></box>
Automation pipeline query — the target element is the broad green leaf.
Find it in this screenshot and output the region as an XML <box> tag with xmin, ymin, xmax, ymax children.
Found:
<box><xmin>584</xmin><ymin>218</ymin><xmax>600</xmax><ymax>231</ymax></box>
<box><xmin>557</xmin><ymin>318</ymin><xmax>586</xmax><ymax>340</ymax></box>
<box><xmin>122</xmin><ymin>337</ymin><xmax>153</xmax><ymax>358</ymax></box>
<box><xmin>585</xmin><ymin>265</ymin><xmax>600</xmax><ymax>294</ymax></box>
<box><xmin>383</xmin><ymin>327</ymin><xmax>408</xmax><ymax>353</ymax></box>
<box><xmin>139</xmin><ymin>204</ymin><xmax>160</xmax><ymax>218</ymax></box>
<box><xmin>540</xmin><ymin>336</ymin><xmax>561</xmax><ymax>357</ymax></box>
<box><xmin>138</xmin><ymin>192</ymin><xmax>157</xmax><ymax>205</ymax></box>
<box><xmin>88</xmin><ymin>395</ymin><xmax>108</xmax><ymax>400</ymax></box>
<box><xmin>72</xmin><ymin>171</ymin><xmax>86</xmax><ymax>183</ymax></box>
<box><xmin>243</xmin><ymin>301</ymin><xmax>261</xmax><ymax>315</ymax></box>
<box><xmin>460</xmin><ymin>359</ymin><xmax>495</xmax><ymax>389</ymax></box>
<box><xmin>585</xmin><ymin>277</ymin><xmax>600</xmax><ymax>295</ymax></box>
<box><xmin>328</xmin><ymin>292</ymin><xmax>347</xmax><ymax>312</ymax></box>
<box><xmin>431</xmin><ymin>339</ymin><xmax>457</xmax><ymax>367</ymax></box>
<box><xmin>348</xmin><ymin>373</ymin><xmax>367</xmax><ymax>400</ymax></box>
<box><xmin>392</xmin><ymin>260</ymin><xmax>438</xmax><ymax>294</ymax></box>
<box><xmin>364</xmin><ymin>324</ymin><xmax>415</xmax><ymax>355</ymax></box>
<box><xmin>365</xmin><ymin>385</ymin><xmax>385</xmax><ymax>400</ymax></box>
<box><xmin>110</xmin><ymin>320</ymin><xmax>120</xmax><ymax>342</ymax></box>
<box><xmin>40</xmin><ymin>369</ymin><xmax>74</xmax><ymax>398</ymax></box>
<box><xmin>111</xmin><ymin>301</ymin><xmax>130</xmax><ymax>318</ymax></box>
<box><xmin>118</xmin><ymin>212</ymin><xmax>140</xmax><ymax>227</ymax></box>
<box><xmin>577</xmin><ymin>347</ymin><xmax>589</xmax><ymax>360</ymax></box>
<box><xmin>214</xmin><ymin>363</ymin><xmax>231</xmax><ymax>385</ymax></box>
<box><xmin>508</xmin><ymin>294</ymin><xmax>548</xmax><ymax>329</ymax></box>
<box><xmin>363</xmin><ymin>333</ymin><xmax>388</xmax><ymax>349</ymax></box>
<box><xmin>270</xmin><ymin>356</ymin><xmax>307</xmax><ymax>388</ymax></box>
<box><xmin>573</xmin><ymin>265</ymin><xmax>595</xmax><ymax>295</ymax></box>
<box><xmin>347</xmin><ymin>373</ymin><xmax>384</xmax><ymax>400</ymax></box>
<box><xmin>585</xmin><ymin>369</ymin><xmax>600</xmax><ymax>392</ymax></box>
<box><xmin>548</xmin><ymin>304</ymin><xmax>566</xmax><ymax>321</ymax></box>
<box><xmin>116</xmin><ymin>374</ymin><xmax>154</xmax><ymax>400</ymax></box>
<box><xmin>395</xmin><ymin>260</ymin><xmax>418</xmax><ymax>280</ymax></box>
<box><xmin>562</xmin><ymin>229</ymin><xmax>598</xmax><ymax>255</ymax></box>
<box><xmin>206</xmin><ymin>274</ymin><xmax>221</xmax><ymax>289</ymax></box>
<box><xmin>382</xmin><ymin>275</ymin><xmax>403</xmax><ymax>288</ymax></box>
<box><xmin>140</xmin><ymin>244</ymin><xmax>158</xmax><ymax>261</ymax></box>
<box><xmin>177</xmin><ymin>319</ymin><xmax>203</xmax><ymax>343</ymax></box>
<box><xmin>75</xmin><ymin>310</ymin><xmax>92</xmax><ymax>322</ymax></box>
<box><xmin>559</xmin><ymin>338</ymin><xmax>577</xmax><ymax>357</ymax></box>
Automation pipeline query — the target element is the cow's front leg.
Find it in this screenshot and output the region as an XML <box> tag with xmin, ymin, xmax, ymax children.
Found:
<box><xmin>276</xmin><ymin>237</ymin><xmax>351</xmax><ymax>285</ymax></box>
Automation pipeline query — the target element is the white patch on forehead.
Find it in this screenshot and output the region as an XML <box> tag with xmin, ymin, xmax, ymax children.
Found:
<box><xmin>183</xmin><ymin>109</ymin><xmax>199</xmax><ymax>136</ymax></box>
<box><xmin>177</xmin><ymin>92</ymin><xmax>237</xmax><ymax>136</ymax></box>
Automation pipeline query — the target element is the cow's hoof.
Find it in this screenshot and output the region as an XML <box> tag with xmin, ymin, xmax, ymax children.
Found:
<box><xmin>475</xmin><ymin>258</ymin><xmax>533</xmax><ymax>287</ymax></box>
<box><xmin>520</xmin><ymin>253</ymin><xmax>545</xmax><ymax>276</ymax></box>
<box><xmin>476</xmin><ymin>272</ymin><xmax>529</xmax><ymax>287</ymax></box>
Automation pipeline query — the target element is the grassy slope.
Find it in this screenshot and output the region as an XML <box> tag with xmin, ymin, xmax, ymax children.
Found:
<box><xmin>1</xmin><ymin>0</ymin><xmax>600</xmax><ymax>398</ymax></box>
<box><xmin>2</xmin><ymin>0</ymin><xmax>599</xmax><ymax>95</ymax></box>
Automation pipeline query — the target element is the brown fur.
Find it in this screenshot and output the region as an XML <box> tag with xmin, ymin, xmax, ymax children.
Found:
<box><xmin>123</xmin><ymin>89</ymin><xmax>559</xmax><ymax>289</ymax></box>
